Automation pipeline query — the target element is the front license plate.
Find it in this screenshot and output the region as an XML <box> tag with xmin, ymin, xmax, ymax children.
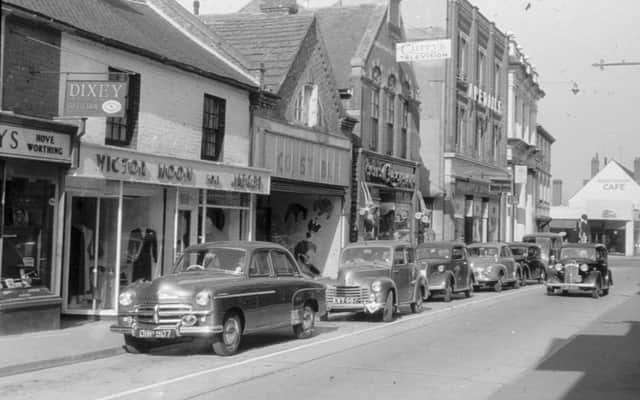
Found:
<box><xmin>136</xmin><ymin>329</ymin><xmax>175</xmax><ymax>339</ymax></box>
<box><xmin>332</xmin><ymin>296</ymin><xmax>359</xmax><ymax>304</ymax></box>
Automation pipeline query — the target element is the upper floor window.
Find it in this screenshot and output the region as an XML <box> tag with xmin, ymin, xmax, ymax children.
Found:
<box><xmin>494</xmin><ymin>62</ymin><xmax>501</xmax><ymax>95</ymax></box>
<box><xmin>477</xmin><ymin>49</ymin><xmax>486</xmax><ymax>88</ymax></box>
<box><xmin>201</xmin><ymin>94</ymin><xmax>226</xmax><ymax>161</ymax></box>
<box><xmin>385</xmin><ymin>92</ymin><xmax>395</xmax><ymax>155</ymax></box>
<box><xmin>294</xmin><ymin>84</ymin><xmax>320</xmax><ymax>127</ymax></box>
<box><xmin>457</xmin><ymin>35</ymin><xmax>468</xmax><ymax>78</ymax></box>
<box><xmin>370</xmin><ymin>86</ymin><xmax>380</xmax><ymax>151</ymax></box>
<box><xmin>105</xmin><ymin>67</ymin><xmax>140</xmax><ymax>146</ymax></box>
<box><xmin>456</xmin><ymin>104</ymin><xmax>467</xmax><ymax>152</ymax></box>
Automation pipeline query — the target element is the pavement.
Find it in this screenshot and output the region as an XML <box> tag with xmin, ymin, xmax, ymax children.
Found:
<box><xmin>0</xmin><ymin>318</ymin><xmax>124</xmax><ymax>378</ymax></box>
<box><xmin>0</xmin><ymin>255</ymin><xmax>637</xmax><ymax>379</ymax></box>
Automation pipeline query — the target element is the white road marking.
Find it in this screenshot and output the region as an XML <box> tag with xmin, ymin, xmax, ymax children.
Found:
<box><xmin>95</xmin><ymin>285</ymin><xmax>539</xmax><ymax>400</ymax></box>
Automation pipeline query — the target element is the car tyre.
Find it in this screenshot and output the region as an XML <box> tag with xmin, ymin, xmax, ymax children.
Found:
<box><xmin>464</xmin><ymin>277</ymin><xmax>473</xmax><ymax>298</ymax></box>
<box><xmin>411</xmin><ymin>289</ymin><xmax>424</xmax><ymax>313</ymax></box>
<box><xmin>513</xmin><ymin>273</ymin><xmax>521</xmax><ymax>289</ymax></box>
<box><xmin>546</xmin><ymin>286</ymin><xmax>554</xmax><ymax>295</ymax></box>
<box><xmin>293</xmin><ymin>304</ymin><xmax>316</xmax><ymax>339</ymax></box>
<box><xmin>320</xmin><ymin>313</ymin><xmax>329</xmax><ymax>322</ymax></box>
<box><xmin>212</xmin><ymin>313</ymin><xmax>242</xmax><ymax>356</ymax></box>
<box><xmin>123</xmin><ymin>335</ymin><xmax>152</xmax><ymax>354</ymax></box>
<box><xmin>592</xmin><ymin>283</ymin><xmax>601</xmax><ymax>299</ymax></box>
<box><xmin>382</xmin><ymin>291</ymin><xmax>395</xmax><ymax>322</ymax></box>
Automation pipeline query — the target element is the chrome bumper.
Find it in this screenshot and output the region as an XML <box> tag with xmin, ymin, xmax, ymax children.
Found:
<box><xmin>110</xmin><ymin>323</ymin><xmax>222</xmax><ymax>337</ymax></box>
<box><xmin>327</xmin><ymin>301</ymin><xmax>383</xmax><ymax>314</ymax></box>
<box><xmin>546</xmin><ymin>282</ymin><xmax>596</xmax><ymax>290</ymax></box>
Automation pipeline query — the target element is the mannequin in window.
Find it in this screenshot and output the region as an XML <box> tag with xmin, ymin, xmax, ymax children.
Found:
<box><xmin>127</xmin><ymin>226</ymin><xmax>157</xmax><ymax>282</ymax></box>
<box><xmin>69</xmin><ymin>204</ymin><xmax>90</xmax><ymax>303</ymax></box>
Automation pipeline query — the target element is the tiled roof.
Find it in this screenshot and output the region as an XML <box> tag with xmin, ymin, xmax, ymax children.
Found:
<box><xmin>314</xmin><ymin>4</ymin><xmax>384</xmax><ymax>89</ymax></box>
<box><xmin>200</xmin><ymin>13</ymin><xmax>314</xmax><ymax>92</ymax></box>
<box><xmin>5</xmin><ymin>0</ymin><xmax>258</xmax><ymax>89</ymax></box>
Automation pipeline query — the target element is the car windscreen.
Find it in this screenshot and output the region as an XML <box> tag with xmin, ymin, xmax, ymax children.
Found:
<box><xmin>416</xmin><ymin>246</ymin><xmax>451</xmax><ymax>259</ymax></box>
<box><xmin>341</xmin><ymin>247</ymin><xmax>392</xmax><ymax>267</ymax></box>
<box><xmin>509</xmin><ymin>247</ymin><xmax>527</xmax><ymax>256</ymax></box>
<box><xmin>173</xmin><ymin>248</ymin><xmax>247</xmax><ymax>275</ymax></box>
<box><xmin>560</xmin><ymin>247</ymin><xmax>596</xmax><ymax>260</ymax></box>
<box><xmin>467</xmin><ymin>247</ymin><xmax>498</xmax><ymax>257</ymax></box>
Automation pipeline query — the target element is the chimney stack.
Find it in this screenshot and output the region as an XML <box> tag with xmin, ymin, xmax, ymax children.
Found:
<box><xmin>552</xmin><ymin>179</ymin><xmax>562</xmax><ymax>206</ymax></box>
<box><xmin>193</xmin><ymin>0</ymin><xmax>200</xmax><ymax>15</ymax></box>
<box><xmin>260</xmin><ymin>0</ymin><xmax>299</xmax><ymax>14</ymax></box>
<box><xmin>634</xmin><ymin>157</ymin><xmax>640</xmax><ymax>184</ymax></box>
<box><xmin>590</xmin><ymin>153</ymin><xmax>599</xmax><ymax>178</ymax></box>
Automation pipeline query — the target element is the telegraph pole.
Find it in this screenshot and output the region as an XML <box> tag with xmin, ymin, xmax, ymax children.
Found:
<box><xmin>592</xmin><ymin>59</ymin><xmax>640</xmax><ymax>70</ymax></box>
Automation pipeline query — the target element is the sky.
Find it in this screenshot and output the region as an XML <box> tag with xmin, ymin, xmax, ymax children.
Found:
<box><xmin>177</xmin><ymin>0</ymin><xmax>640</xmax><ymax>203</ymax></box>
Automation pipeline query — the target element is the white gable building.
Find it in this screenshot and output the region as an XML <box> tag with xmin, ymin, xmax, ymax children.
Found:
<box><xmin>550</xmin><ymin>161</ymin><xmax>640</xmax><ymax>256</ymax></box>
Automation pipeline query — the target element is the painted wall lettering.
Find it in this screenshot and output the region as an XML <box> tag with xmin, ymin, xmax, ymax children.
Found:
<box><xmin>96</xmin><ymin>154</ymin><xmax>146</xmax><ymax>177</ymax></box>
<box><xmin>602</xmin><ymin>183</ymin><xmax>625</xmax><ymax>191</ymax></box>
<box><xmin>158</xmin><ymin>163</ymin><xmax>193</xmax><ymax>182</ymax></box>
<box><xmin>232</xmin><ymin>174</ymin><xmax>262</xmax><ymax>190</ymax></box>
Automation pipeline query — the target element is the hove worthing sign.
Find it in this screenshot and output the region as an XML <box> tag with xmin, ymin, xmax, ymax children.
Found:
<box><xmin>396</xmin><ymin>39</ymin><xmax>451</xmax><ymax>62</ymax></box>
<box><xmin>63</xmin><ymin>80</ymin><xmax>127</xmax><ymax>117</ymax></box>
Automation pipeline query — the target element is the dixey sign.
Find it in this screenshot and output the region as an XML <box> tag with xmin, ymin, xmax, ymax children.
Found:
<box><xmin>63</xmin><ymin>80</ymin><xmax>127</xmax><ymax>117</ymax></box>
<box><xmin>0</xmin><ymin>123</ymin><xmax>71</xmax><ymax>163</ymax></box>
<box><xmin>396</xmin><ymin>39</ymin><xmax>451</xmax><ymax>62</ymax></box>
<box><xmin>74</xmin><ymin>144</ymin><xmax>270</xmax><ymax>194</ymax></box>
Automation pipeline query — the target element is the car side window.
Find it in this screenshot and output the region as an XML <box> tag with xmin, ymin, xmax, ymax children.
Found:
<box><xmin>394</xmin><ymin>248</ymin><xmax>406</xmax><ymax>265</ymax></box>
<box><xmin>501</xmin><ymin>246</ymin><xmax>510</xmax><ymax>258</ymax></box>
<box><xmin>271</xmin><ymin>250</ymin><xmax>298</xmax><ymax>276</ymax></box>
<box><xmin>249</xmin><ymin>251</ymin><xmax>271</xmax><ymax>277</ymax></box>
<box><xmin>452</xmin><ymin>247</ymin><xmax>463</xmax><ymax>260</ymax></box>
<box><xmin>406</xmin><ymin>247</ymin><xmax>415</xmax><ymax>263</ymax></box>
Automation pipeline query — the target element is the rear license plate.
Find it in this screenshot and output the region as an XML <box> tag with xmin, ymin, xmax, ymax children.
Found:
<box><xmin>332</xmin><ymin>296</ymin><xmax>359</xmax><ymax>304</ymax></box>
<box><xmin>136</xmin><ymin>329</ymin><xmax>175</xmax><ymax>339</ymax></box>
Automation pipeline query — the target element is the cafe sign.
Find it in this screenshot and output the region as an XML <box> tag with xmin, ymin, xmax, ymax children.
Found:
<box><xmin>0</xmin><ymin>123</ymin><xmax>71</xmax><ymax>163</ymax></box>
<box><xmin>73</xmin><ymin>143</ymin><xmax>270</xmax><ymax>194</ymax></box>
<box><xmin>63</xmin><ymin>80</ymin><xmax>127</xmax><ymax>117</ymax></box>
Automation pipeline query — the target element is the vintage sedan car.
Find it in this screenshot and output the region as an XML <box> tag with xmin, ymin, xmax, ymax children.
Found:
<box><xmin>325</xmin><ymin>241</ymin><xmax>427</xmax><ymax>322</ymax></box>
<box><xmin>522</xmin><ymin>232</ymin><xmax>564</xmax><ymax>268</ymax></box>
<box><xmin>415</xmin><ymin>241</ymin><xmax>473</xmax><ymax>302</ymax></box>
<box><xmin>467</xmin><ymin>243</ymin><xmax>523</xmax><ymax>292</ymax></box>
<box><xmin>546</xmin><ymin>243</ymin><xmax>613</xmax><ymax>298</ymax></box>
<box><xmin>507</xmin><ymin>242</ymin><xmax>546</xmax><ymax>283</ymax></box>
<box><xmin>110</xmin><ymin>241</ymin><xmax>326</xmax><ymax>356</ymax></box>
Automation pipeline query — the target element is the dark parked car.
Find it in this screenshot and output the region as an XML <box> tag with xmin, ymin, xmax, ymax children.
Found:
<box><xmin>415</xmin><ymin>241</ymin><xmax>473</xmax><ymax>302</ymax></box>
<box><xmin>110</xmin><ymin>241</ymin><xmax>326</xmax><ymax>356</ymax></box>
<box><xmin>546</xmin><ymin>243</ymin><xmax>613</xmax><ymax>298</ymax></box>
<box><xmin>467</xmin><ymin>243</ymin><xmax>523</xmax><ymax>291</ymax></box>
<box><xmin>522</xmin><ymin>232</ymin><xmax>564</xmax><ymax>268</ymax></box>
<box><xmin>507</xmin><ymin>242</ymin><xmax>546</xmax><ymax>283</ymax></box>
<box><xmin>325</xmin><ymin>241</ymin><xmax>428</xmax><ymax>322</ymax></box>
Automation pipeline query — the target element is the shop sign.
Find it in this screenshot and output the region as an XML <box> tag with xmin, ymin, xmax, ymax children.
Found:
<box><xmin>456</xmin><ymin>179</ymin><xmax>489</xmax><ymax>195</ymax></box>
<box><xmin>602</xmin><ymin>182</ymin><xmax>625</xmax><ymax>191</ymax></box>
<box><xmin>265</xmin><ymin>134</ymin><xmax>350</xmax><ymax>186</ymax></box>
<box><xmin>0</xmin><ymin>123</ymin><xmax>71</xmax><ymax>163</ymax></box>
<box><xmin>396</xmin><ymin>39</ymin><xmax>451</xmax><ymax>62</ymax></box>
<box><xmin>74</xmin><ymin>144</ymin><xmax>270</xmax><ymax>194</ymax></box>
<box><xmin>514</xmin><ymin>165</ymin><xmax>528</xmax><ymax>184</ymax></box>
<box><xmin>490</xmin><ymin>181</ymin><xmax>511</xmax><ymax>193</ymax></box>
<box><xmin>364</xmin><ymin>157</ymin><xmax>416</xmax><ymax>189</ymax></box>
<box><xmin>467</xmin><ymin>84</ymin><xmax>502</xmax><ymax>114</ymax></box>
<box><xmin>63</xmin><ymin>80</ymin><xmax>127</xmax><ymax>117</ymax></box>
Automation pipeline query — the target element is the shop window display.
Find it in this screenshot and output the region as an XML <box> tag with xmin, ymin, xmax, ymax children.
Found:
<box><xmin>197</xmin><ymin>190</ymin><xmax>250</xmax><ymax>243</ymax></box>
<box><xmin>1</xmin><ymin>176</ymin><xmax>55</xmax><ymax>290</ymax></box>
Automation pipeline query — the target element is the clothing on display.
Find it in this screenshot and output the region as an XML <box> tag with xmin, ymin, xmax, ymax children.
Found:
<box><xmin>127</xmin><ymin>227</ymin><xmax>158</xmax><ymax>282</ymax></box>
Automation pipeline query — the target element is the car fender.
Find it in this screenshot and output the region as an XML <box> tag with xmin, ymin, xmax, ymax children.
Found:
<box><xmin>429</xmin><ymin>270</ymin><xmax>455</xmax><ymax>288</ymax></box>
<box><xmin>372</xmin><ymin>277</ymin><xmax>397</xmax><ymax>304</ymax></box>
<box><xmin>583</xmin><ymin>271</ymin><xmax>601</xmax><ymax>286</ymax></box>
<box><xmin>291</xmin><ymin>287</ymin><xmax>327</xmax><ymax>316</ymax></box>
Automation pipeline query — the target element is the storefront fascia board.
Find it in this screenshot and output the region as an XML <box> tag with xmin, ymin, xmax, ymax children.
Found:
<box><xmin>360</xmin><ymin>149</ymin><xmax>418</xmax><ymax>191</ymax></box>
<box><xmin>446</xmin><ymin>153</ymin><xmax>510</xmax><ymax>182</ymax></box>
<box><xmin>0</xmin><ymin>113</ymin><xmax>76</xmax><ymax>164</ymax></box>
<box><xmin>257</xmin><ymin>116</ymin><xmax>351</xmax><ymax>150</ymax></box>
<box><xmin>70</xmin><ymin>142</ymin><xmax>271</xmax><ymax>194</ymax></box>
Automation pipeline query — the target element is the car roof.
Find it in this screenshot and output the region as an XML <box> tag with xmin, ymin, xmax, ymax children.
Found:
<box><xmin>468</xmin><ymin>242</ymin><xmax>505</xmax><ymax>248</ymax></box>
<box><xmin>344</xmin><ymin>240</ymin><xmax>411</xmax><ymax>248</ymax></box>
<box><xmin>416</xmin><ymin>241</ymin><xmax>466</xmax><ymax>248</ymax></box>
<box><xmin>185</xmin><ymin>241</ymin><xmax>286</xmax><ymax>251</ymax></box>
<box><xmin>506</xmin><ymin>242</ymin><xmax>541</xmax><ymax>248</ymax></box>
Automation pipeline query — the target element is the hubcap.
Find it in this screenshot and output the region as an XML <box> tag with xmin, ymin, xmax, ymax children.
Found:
<box><xmin>223</xmin><ymin>319</ymin><xmax>240</xmax><ymax>346</ymax></box>
<box><xmin>302</xmin><ymin>308</ymin><xmax>313</xmax><ymax>331</ymax></box>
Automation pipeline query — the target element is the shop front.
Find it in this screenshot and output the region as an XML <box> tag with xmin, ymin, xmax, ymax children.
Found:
<box><xmin>355</xmin><ymin>150</ymin><xmax>418</xmax><ymax>244</ymax></box>
<box><xmin>63</xmin><ymin>143</ymin><xmax>270</xmax><ymax>316</ymax></box>
<box><xmin>450</xmin><ymin>178</ymin><xmax>501</xmax><ymax>244</ymax></box>
<box><xmin>0</xmin><ymin>112</ymin><xmax>76</xmax><ymax>334</ymax></box>
<box><xmin>254</xmin><ymin>130</ymin><xmax>350</xmax><ymax>279</ymax></box>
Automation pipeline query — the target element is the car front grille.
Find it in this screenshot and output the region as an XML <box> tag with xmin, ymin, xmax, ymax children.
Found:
<box><xmin>564</xmin><ymin>264</ymin><xmax>580</xmax><ymax>284</ymax></box>
<box><xmin>134</xmin><ymin>303</ymin><xmax>193</xmax><ymax>325</ymax></box>
<box><xmin>326</xmin><ymin>286</ymin><xmax>370</xmax><ymax>304</ymax></box>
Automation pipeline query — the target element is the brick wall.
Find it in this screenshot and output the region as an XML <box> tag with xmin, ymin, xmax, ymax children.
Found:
<box><xmin>2</xmin><ymin>17</ymin><xmax>60</xmax><ymax>118</ymax></box>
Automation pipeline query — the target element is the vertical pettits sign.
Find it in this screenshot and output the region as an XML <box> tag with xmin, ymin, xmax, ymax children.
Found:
<box><xmin>63</xmin><ymin>80</ymin><xmax>128</xmax><ymax>117</ymax></box>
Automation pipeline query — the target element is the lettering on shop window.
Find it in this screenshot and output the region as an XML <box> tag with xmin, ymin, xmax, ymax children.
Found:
<box><xmin>158</xmin><ymin>163</ymin><xmax>193</xmax><ymax>182</ymax></box>
<box><xmin>96</xmin><ymin>154</ymin><xmax>147</xmax><ymax>177</ymax></box>
<box><xmin>232</xmin><ymin>174</ymin><xmax>262</xmax><ymax>190</ymax></box>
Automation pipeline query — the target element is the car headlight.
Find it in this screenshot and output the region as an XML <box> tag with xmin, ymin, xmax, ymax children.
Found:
<box><xmin>371</xmin><ymin>281</ymin><xmax>382</xmax><ymax>292</ymax></box>
<box><xmin>119</xmin><ymin>291</ymin><xmax>134</xmax><ymax>306</ymax></box>
<box><xmin>579</xmin><ymin>264</ymin><xmax>589</xmax><ymax>272</ymax></box>
<box><xmin>437</xmin><ymin>265</ymin><xmax>445</xmax><ymax>273</ymax></box>
<box><xmin>195</xmin><ymin>290</ymin><xmax>211</xmax><ymax>306</ymax></box>
<box><xmin>555</xmin><ymin>263</ymin><xmax>564</xmax><ymax>271</ymax></box>
<box><xmin>470</xmin><ymin>262</ymin><xmax>474</xmax><ymax>269</ymax></box>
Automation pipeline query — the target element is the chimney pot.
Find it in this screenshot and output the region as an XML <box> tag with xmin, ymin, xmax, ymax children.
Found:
<box><xmin>193</xmin><ymin>0</ymin><xmax>200</xmax><ymax>15</ymax></box>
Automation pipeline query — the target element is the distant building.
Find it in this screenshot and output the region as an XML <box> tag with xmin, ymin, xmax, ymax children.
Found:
<box><xmin>552</xmin><ymin>179</ymin><xmax>563</xmax><ymax>207</ymax></box>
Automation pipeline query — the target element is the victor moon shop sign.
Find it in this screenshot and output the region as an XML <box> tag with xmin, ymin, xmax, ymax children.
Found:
<box><xmin>63</xmin><ymin>80</ymin><xmax>127</xmax><ymax>117</ymax></box>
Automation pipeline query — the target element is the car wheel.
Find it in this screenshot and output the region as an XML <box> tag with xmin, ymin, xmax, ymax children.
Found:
<box><xmin>539</xmin><ymin>270</ymin><xmax>546</xmax><ymax>284</ymax></box>
<box><xmin>494</xmin><ymin>279</ymin><xmax>503</xmax><ymax>292</ymax></box>
<box><xmin>123</xmin><ymin>335</ymin><xmax>152</xmax><ymax>354</ymax></box>
<box><xmin>546</xmin><ymin>286</ymin><xmax>554</xmax><ymax>295</ymax></box>
<box><xmin>592</xmin><ymin>283</ymin><xmax>601</xmax><ymax>299</ymax></box>
<box><xmin>382</xmin><ymin>291</ymin><xmax>395</xmax><ymax>322</ymax></box>
<box><xmin>411</xmin><ymin>288</ymin><xmax>424</xmax><ymax>313</ymax></box>
<box><xmin>212</xmin><ymin>313</ymin><xmax>242</xmax><ymax>356</ymax></box>
<box><xmin>464</xmin><ymin>277</ymin><xmax>473</xmax><ymax>298</ymax></box>
<box><xmin>443</xmin><ymin>282</ymin><xmax>453</xmax><ymax>302</ymax></box>
<box><xmin>521</xmin><ymin>270</ymin><xmax>528</xmax><ymax>287</ymax></box>
<box><xmin>293</xmin><ymin>304</ymin><xmax>316</xmax><ymax>339</ymax></box>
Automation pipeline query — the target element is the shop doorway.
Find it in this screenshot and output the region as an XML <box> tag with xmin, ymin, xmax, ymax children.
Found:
<box><xmin>64</xmin><ymin>196</ymin><xmax>119</xmax><ymax>313</ymax></box>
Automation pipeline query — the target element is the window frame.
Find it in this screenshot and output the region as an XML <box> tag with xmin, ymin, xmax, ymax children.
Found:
<box><xmin>270</xmin><ymin>250</ymin><xmax>299</xmax><ymax>277</ymax></box>
<box><xmin>201</xmin><ymin>94</ymin><xmax>226</xmax><ymax>162</ymax></box>
<box><xmin>105</xmin><ymin>67</ymin><xmax>139</xmax><ymax>146</ymax></box>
